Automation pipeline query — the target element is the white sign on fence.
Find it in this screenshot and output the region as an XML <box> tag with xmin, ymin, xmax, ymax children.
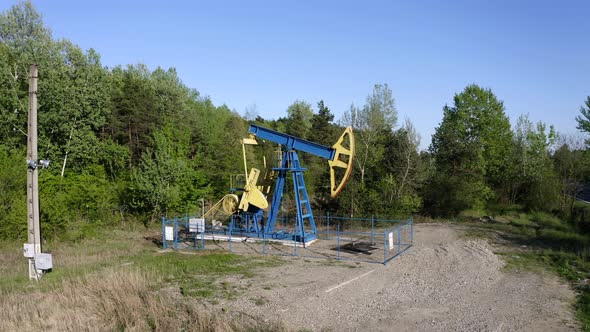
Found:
<box><xmin>388</xmin><ymin>231</ymin><xmax>394</xmax><ymax>250</ymax></box>
<box><xmin>189</xmin><ymin>218</ymin><xmax>205</xmax><ymax>233</ymax></box>
<box><xmin>165</xmin><ymin>226</ymin><xmax>174</xmax><ymax>241</ymax></box>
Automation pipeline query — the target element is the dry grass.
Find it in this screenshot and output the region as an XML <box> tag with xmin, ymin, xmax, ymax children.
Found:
<box><xmin>0</xmin><ymin>268</ymin><xmax>238</xmax><ymax>331</ymax></box>
<box><xmin>0</xmin><ymin>266</ymin><xmax>287</xmax><ymax>331</ymax></box>
<box><xmin>0</xmin><ymin>228</ymin><xmax>151</xmax><ymax>293</ymax></box>
<box><xmin>0</xmin><ymin>227</ymin><xmax>287</xmax><ymax>331</ymax></box>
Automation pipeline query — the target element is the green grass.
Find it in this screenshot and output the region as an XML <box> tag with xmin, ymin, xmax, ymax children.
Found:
<box><xmin>459</xmin><ymin>208</ymin><xmax>488</xmax><ymax>219</ymax></box>
<box><xmin>0</xmin><ymin>225</ymin><xmax>283</xmax><ymax>301</ymax></box>
<box><xmin>530</xmin><ymin>211</ymin><xmax>572</xmax><ymax>232</ymax></box>
<box><xmin>134</xmin><ymin>252</ymin><xmax>282</xmax><ymax>299</ymax></box>
<box><xmin>508</xmin><ymin>214</ymin><xmax>537</xmax><ymax>228</ymax></box>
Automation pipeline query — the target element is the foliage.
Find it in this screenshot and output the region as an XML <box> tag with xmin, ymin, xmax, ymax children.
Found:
<box><xmin>426</xmin><ymin>84</ymin><xmax>511</xmax><ymax>216</ymax></box>
<box><xmin>0</xmin><ymin>145</ymin><xmax>27</xmax><ymax>240</ymax></box>
<box><xmin>285</xmin><ymin>100</ymin><xmax>314</xmax><ymax>139</ymax></box>
<box><xmin>571</xmin><ymin>201</ymin><xmax>590</xmax><ymax>235</ymax></box>
<box><xmin>129</xmin><ymin>127</ymin><xmax>211</xmax><ymax>222</ymax></box>
<box><xmin>342</xmin><ymin>83</ymin><xmax>397</xmax><ymax>184</ymax></box>
<box><xmin>509</xmin><ymin>114</ymin><xmax>559</xmax><ymax>211</ymax></box>
<box><xmin>553</xmin><ymin>136</ymin><xmax>588</xmax><ymax>218</ymax></box>
<box><xmin>576</xmin><ymin>96</ymin><xmax>590</xmax><ymax>144</ymax></box>
<box><xmin>38</xmin><ymin>165</ymin><xmax>121</xmax><ymax>239</ymax></box>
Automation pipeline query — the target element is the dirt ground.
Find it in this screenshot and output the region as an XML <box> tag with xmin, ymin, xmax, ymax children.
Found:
<box><xmin>214</xmin><ymin>223</ymin><xmax>579</xmax><ymax>331</ymax></box>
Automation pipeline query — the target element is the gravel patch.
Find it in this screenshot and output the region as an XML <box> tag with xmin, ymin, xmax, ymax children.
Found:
<box><xmin>214</xmin><ymin>224</ymin><xmax>578</xmax><ymax>331</ymax></box>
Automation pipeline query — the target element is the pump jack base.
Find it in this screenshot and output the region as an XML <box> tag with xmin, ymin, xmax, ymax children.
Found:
<box><xmin>202</xmin><ymin>232</ymin><xmax>318</xmax><ymax>247</ymax></box>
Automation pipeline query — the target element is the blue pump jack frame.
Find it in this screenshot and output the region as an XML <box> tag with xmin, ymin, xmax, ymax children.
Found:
<box><xmin>229</xmin><ymin>149</ymin><xmax>318</xmax><ymax>243</ymax></box>
<box><xmin>235</xmin><ymin>124</ymin><xmax>335</xmax><ymax>243</ymax></box>
<box><xmin>266</xmin><ymin>150</ymin><xmax>317</xmax><ymax>242</ymax></box>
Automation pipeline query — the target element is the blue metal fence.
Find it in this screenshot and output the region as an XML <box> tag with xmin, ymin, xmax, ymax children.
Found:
<box><xmin>161</xmin><ymin>213</ymin><xmax>413</xmax><ymax>265</ymax></box>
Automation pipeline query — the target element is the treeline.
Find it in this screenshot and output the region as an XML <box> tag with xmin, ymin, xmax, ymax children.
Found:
<box><xmin>1</xmin><ymin>2</ymin><xmax>589</xmax><ymax>240</ymax></box>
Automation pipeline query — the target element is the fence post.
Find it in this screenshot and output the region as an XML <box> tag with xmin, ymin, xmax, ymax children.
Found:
<box><xmin>397</xmin><ymin>225</ymin><xmax>401</xmax><ymax>254</ymax></box>
<box><xmin>327</xmin><ymin>211</ymin><xmax>330</xmax><ymax>240</ymax></box>
<box><xmin>411</xmin><ymin>218</ymin><xmax>414</xmax><ymax>246</ymax></box>
<box><xmin>201</xmin><ymin>226</ymin><xmax>205</xmax><ymax>249</ymax></box>
<box><xmin>173</xmin><ymin>218</ymin><xmax>178</xmax><ymax>250</ymax></box>
<box><xmin>371</xmin><ymin>214</ymin><xmax>374</xmax><ymax>243</ymax></box>
<box><xmin>194</xmin><ymin>225</ymin><xmax>197</xmax><ymax>249</ymax></box>
<box><xmin>263</xmin><ymin>230</ymin><xmax>266</xmax><ymax>255</ymax></box>
<box><xmin>162</xmin><ymin>216</ymin><xmax>167</xmax><ymax>249</ymax></box>
<box><xmin>383</xmin><ymin>230</ymin><xmax>387</xmax><ymax>265</ymax></box>
<box><xmin>337</xmin><ymin>224</ymin><xmax>341</xmax><ymax>260</ymax></box>
<box><xmin>229</xmin><ymin>221</ymin><xmax>233</xmax><ymax>253</ymax></box>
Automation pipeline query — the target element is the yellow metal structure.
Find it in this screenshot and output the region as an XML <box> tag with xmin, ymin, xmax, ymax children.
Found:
<box><xmin>221</xmin><ymin>194</ymin><xmax>239</xmax><ymax>214</ymax></box>
<box><xmin>329</xmin><ymin>126</ymin><xmax>355</xmax><ymax>197</ymax></box>
<box><xmin>238</xmin><ymin>168</ymin><xmax>269</xmax><ymax>211</ymax></box>
<box><xmin>202</xmin><ymin>194</ymin><xmax>239</xmax><ymax>226</ymax></box>
<box><xmin>238</xmin><ymin>137</ymin><xmax>268</xmax><ymax>211</ymax></box>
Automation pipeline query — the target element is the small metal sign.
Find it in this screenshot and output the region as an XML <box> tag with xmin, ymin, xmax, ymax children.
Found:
<box><xmin>189</xmin><ymin>218</ymin><xmax>205</xmax><ymax>233</ymax></box>
<box><xmin>388</xmin><ymin>232</ymin><xmax>394</xmax><ymax>250</ymax></box>
<box><xmin>165</xmin><ymin>226</ymin><xmax>174</xmax><ymax>241</ymax></box>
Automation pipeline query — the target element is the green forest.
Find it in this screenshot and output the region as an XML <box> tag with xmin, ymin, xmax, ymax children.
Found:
<box><xmin>1</xmin><ymin>2</ymin><xmax>590</xmax><ymax>243</ymax></box>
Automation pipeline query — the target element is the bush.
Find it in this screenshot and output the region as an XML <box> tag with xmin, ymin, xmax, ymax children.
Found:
<box><xmin>0</xmin><ymin>146</ymin><xmax>27</xmax><ymax>240</ymax></box>
<box><xmin>39</xmin><ymin>165</ymin><xmax>122</xmax><ymax>240</ymax></box>
<box><xmin>571</xmin><ymin>201</ymin><xmax>590</xmax><ymax>235</ymax></box>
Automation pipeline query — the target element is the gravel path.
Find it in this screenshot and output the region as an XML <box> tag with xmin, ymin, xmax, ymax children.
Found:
<box><xmin>217</xmin><ymin>224</ymin><xmax>579</xmax><ymax>331</ymax></box>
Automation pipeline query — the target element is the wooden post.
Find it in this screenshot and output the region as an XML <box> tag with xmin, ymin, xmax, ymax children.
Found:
<box><xmin>27</xmin><ymin>64</ymin><xmax>42</xmax><ymax>280</ymax></box>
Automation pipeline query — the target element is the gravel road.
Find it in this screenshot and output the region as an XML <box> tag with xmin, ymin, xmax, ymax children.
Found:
<box><xmin>214</xmin><ymin>223</ymin><xmax>579</xmax><ymax>331</ymax></box>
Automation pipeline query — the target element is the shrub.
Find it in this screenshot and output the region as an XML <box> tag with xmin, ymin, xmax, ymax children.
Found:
<box><xmin>0</xmin><ymin>146</ymin><xmax>27</xmax><ymax>240</ymax></box>
<box><xmin>39</xmin><ymin>165</ymin><xmax>122</xmax><ymax>240</ymax></box>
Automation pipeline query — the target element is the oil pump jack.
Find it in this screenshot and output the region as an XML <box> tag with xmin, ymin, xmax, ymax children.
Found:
<box><xmin>229</xmin><ymin>124</ymin><xmax>355</xmax><ymax>244</ymax></box>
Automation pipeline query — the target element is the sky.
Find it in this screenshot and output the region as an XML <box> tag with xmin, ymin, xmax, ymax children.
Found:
<box><xmin>2</xmin><ymin>0</ymin><xmax>589</xmax><ymax>149</ymax></box>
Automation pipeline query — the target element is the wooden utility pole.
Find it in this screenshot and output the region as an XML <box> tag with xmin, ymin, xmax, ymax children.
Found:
<box><xmin>27</xmin><ymin>64</ymin><xmax>42</xmax><ymax>280</ymax></box>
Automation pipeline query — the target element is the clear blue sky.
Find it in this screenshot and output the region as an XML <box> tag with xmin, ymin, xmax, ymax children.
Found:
<box><xmin>2</xmin><ymin>0</ymin><xmax>589</xmax><ymax>149</ymax></box>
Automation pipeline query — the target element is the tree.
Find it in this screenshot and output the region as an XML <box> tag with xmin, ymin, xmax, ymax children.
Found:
<box><xmin>129</xmin><ymin>127</ymin><xmax>210</xmax><ymax>222</ymax></box>
<box><xmin>305</xmin><ymin>101</ymin><xmax>339</xmax><ymax>209</ymax></box>
<box><xmin>0</xmin><ymin>1</ymin><xmax>52</xmax><ymax>147</ymax></box>
<box><xmin>427</xmin><ymin>84</ymin><xmax>512</xmax><ymax>216</ymax></box>
<box><xmin>342</xmin><ymin>84</ymin><xmax>397</xmax><ymax>184</ymax></box>
<box><xmin>553</xmin><ymin>134</ymin><xmax>588</xmax><ymax>216</ymax></box>
<box><xmin>285</xmin><ymin>100</ymin><xmax>314</xmax><ymax>139</ymax></box>
<box><xmin>39</xmin><ymin>41</ymin><xmax>110</xmax><ymax>174</ymax></box>
<box><xmin>381</xmin><ymin>119</ymin><xmax>423</xmax><ymax>215</ymax></box>
<box><xmin>106</xmin><ymin>64</ymin><xmax>160</xmax><ymax>163</ymax></box>
<box><xmin>508</xmin><ymin>114</ymin><xmax>558</xmax><ymax>211</ymax></box>
<box><xmin>575</xmin><ymin>96</ymin><xmax>590</xmax><ymax>144</ymax></box>
<box><xmin>308</xmin><ymin>100</ymin><xmax>335</xmax><ymax>146</ymax></box>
